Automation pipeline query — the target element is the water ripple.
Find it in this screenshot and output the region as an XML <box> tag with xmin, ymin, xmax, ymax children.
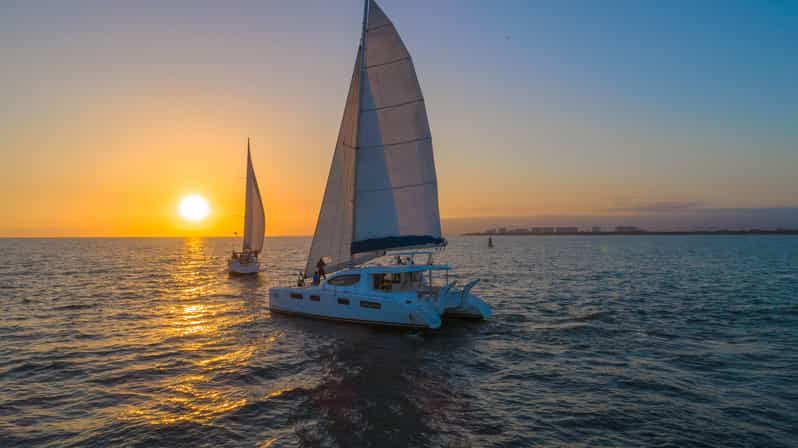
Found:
<box><xmin>0</xmin><ymin>236</ymin><xmax>797</xmax><ymax>447</ymax></box>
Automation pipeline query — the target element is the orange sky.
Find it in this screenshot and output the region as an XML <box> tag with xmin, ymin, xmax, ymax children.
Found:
<box><xmin>1</xmin><ymin>1</ymin><xmax>796</xmax><ymax>237</ymax></box>
<box><xmin>1</xmin><ymin>83</ymin><xmax>795</xmax><ymax>237</ymax></box>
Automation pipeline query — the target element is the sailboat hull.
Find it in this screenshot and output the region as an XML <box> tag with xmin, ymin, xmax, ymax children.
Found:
<box><xmin>268</xmin><ymin>264</ymin><xmax>490</xmax><ymax>330</ymax></box>
<box><xmin>228</xmin><ymin>258</ymin><xmax>260</xmax><ymax>275</ymax></box>
<box><xmin>269</xmin><ymin>286</ymin><xmax>442</xmax><ymax>329</ymax></box>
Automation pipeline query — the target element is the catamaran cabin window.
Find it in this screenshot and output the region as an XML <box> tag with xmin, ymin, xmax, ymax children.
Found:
<box><xmin>372</xmin><ymin>274</ymin><xmax>390</xmax><ymax>290</ymax></box>
<box><xmin>372</xmin><ymin>273</ymin><xmax>407</xmax><ymax>291</ymax></box>
<box><xmin>327</xmin><ymin>274</ymin><xmax>360</xmax><ymax>286</ymax></box>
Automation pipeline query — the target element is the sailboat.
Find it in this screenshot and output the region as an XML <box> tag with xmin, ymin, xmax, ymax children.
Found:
<box><xmin>488</xmin><ymin>236</ymin><xmax>494</xmax><ymax>248</ymax></box>
<box><xmin>268</xmin><ymin>0</ymin><xmax>491</xmax><ymax>328</ymax></box>
<box><xmin>228</xmin><ymin>138</ymin><xmax>266</xmax><ymax>275</ymax></box>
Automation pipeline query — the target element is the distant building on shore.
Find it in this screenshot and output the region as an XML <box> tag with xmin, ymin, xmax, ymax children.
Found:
<box><xmin>556</xmin><ymin>227</ymin><xmax>579</xmax><ymax>233</ymax></box>
<box><xmin>592</xmin><ymin>226</ymin><xmax>602</xmax><ymax>233</ymax></box>
<box><xmin>615</xmin><ymin>226</ymin><xmax>643</xmax><ymax>233</ymax></box>
<box><xmin>531</xmin><ymin>227</ymin><xmax>554</xmax><ymax>233</ymax></box>
<box><xmin>498</xmin><ymin>227</ymin><xmax>507</xmax><ymax>234</ymax></box>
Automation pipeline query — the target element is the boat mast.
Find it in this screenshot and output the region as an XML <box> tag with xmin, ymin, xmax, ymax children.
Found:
<box><xmin>243</xmin><ymin>137</ymin><xmax>251</xmax><ymax>253</ymax></box>
<box><xmin>360</xmin><ymin>0</ymin><xmax>369</xmax><ymax>62</ymax></box>
<box><xmin>351</xmin><ymin>0</ymin><xmax>369</xmax><ymax>253</ymax></box>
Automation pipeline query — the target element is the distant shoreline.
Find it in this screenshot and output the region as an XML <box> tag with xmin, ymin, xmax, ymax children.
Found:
<box><xmin>465</xmin><ymin>230</ymin><xmax>798</xmax><ymax>236</ymax></box>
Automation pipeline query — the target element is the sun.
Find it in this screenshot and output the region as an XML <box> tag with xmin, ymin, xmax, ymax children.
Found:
<box><xmin>178</xmin><ymin>195</ymin><xmax>210</xmax><ymax>222</ymax></box>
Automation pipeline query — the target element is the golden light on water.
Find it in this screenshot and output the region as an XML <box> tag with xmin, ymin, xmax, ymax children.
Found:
<box><xmin>114</xmin><ymin>237</ymin><xmax>293</xmax><ymax>429</ymax></box>
<box><xmin>178</xmin><ymin>195</ymin><xmax>210</xmax><ymax>222</ymax></box>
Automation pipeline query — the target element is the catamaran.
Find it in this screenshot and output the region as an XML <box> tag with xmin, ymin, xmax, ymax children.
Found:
<box><xmin>268</xmin><ymin>0</ymin><xmax>491</xmax><ymax>329</ymax></box>
<box><xmin>228</xmin><ymin>138</ymin><xmax>266</xmax><ymax>275</ymax></box>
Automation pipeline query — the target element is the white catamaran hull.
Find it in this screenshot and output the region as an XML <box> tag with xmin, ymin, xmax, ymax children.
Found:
<box><xmin>269</xmin><ymin>287</ymin><xmax>441</xmax><ymax>329</ymax></box>
<box><xmin>268</xmin><ymin>267</ymin><xmax>490</xmax><ymax>329</ymax></box>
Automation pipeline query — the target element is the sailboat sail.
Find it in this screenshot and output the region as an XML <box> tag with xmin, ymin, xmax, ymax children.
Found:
<box><xmin>304</xmin><ymin>51</ymin><xmax>362</xmax><ymax>277</ymax></box>
<box><xmin>242</xmin><ymin>139</ymin><xmax>265</xmax><ymax>254</ymax></box>
<box><xmin>353</xmin><ymin>0</ymin><xmax>443</xmax><ymax>253</ymax></box>
<box><xmin>305</xmin><ymin>0</ymin><xmax>443</xmax><ymax>277</ymax></box>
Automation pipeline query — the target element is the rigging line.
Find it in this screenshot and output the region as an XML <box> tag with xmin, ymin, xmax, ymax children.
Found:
<box><xmin>357</xmin><ymin>136</ymin><xmax>432</xmax><ymax>150</ymax></box>
<box><xmin>367</xmin><ymin>22</ymin><xmax>392</xmax><ymax>33</ymax></box>
<box><xmin>356</xmin><ymin>181</ymin><xmax>436</xmax><ymax>194</ymax></box>
<box><xmin>361</xmin><ymin>97</ymin><xmax>424</xmax><ymax>113</ymax></box>
<box><xmin>366</xmin><ymin>56</ymin><xmax>411</xmax><ymax>70</ymax></box>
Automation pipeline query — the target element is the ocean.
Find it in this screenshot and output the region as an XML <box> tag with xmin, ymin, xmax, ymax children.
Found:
<box><xmin>1</xmin><ymin>236</ymin><xmax>796</xmax><ymax>447</ymax></box>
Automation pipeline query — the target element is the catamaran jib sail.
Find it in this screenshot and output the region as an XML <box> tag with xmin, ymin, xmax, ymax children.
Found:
<box><xmin>305</xmin><ymin>0</ymin><xmax>444</xmax><ymax>278</ymax></box>
<box><xmin>242</xmin><ymin>139</ymin><xmax>266</xmax><ymax>254</ymax></box>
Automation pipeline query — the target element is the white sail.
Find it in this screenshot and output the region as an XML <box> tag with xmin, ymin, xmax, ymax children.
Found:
<box><xmin>304</xmin><ymin>50</ymin><xmax>362</xmax><ymax>277</ymax></box>
<box><xmin>305</xmin><ymin>0</ymin><xmax>443</xmax><ymax>277</ymax></box>
<box><xmin>242</xmin><ymin>139</ymin><xmax>265</xmax><ymax>254</ymax></box>
<box><xmin>352</xmin><ymin>0</ymin><xmax>442</xmax><ymax>254</ymax></box>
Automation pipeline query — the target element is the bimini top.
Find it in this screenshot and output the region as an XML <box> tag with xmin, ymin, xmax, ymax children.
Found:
<box><xmin>304</xmin><ymin>0</ymin><xmax>445</xmax><ymax>278</ymax></box>
<box><xmin>332</xmin><ymin>264</ymin><xmax>451</xmax><ymax>277</ymax></box>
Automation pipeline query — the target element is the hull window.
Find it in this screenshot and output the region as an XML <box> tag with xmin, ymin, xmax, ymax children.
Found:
<box><xmin>290</xmin><ymin>293</ymin><xmax>303</xmax><ymax>300</ymax></box>
<box><xmin>360</xmin><ymin>301</ymin><xmax>381</xmax><ymax>310</ymax></box>
<box><xmin>328</xmin><ymin>274</ymin><xmax>361</xmax><ymax>286</ymax></box>
<box><xmin>337</xmin><ymin>298</ymin><xmax>350</xmax><ymax>305</ymax></box>
<box><xmin>310</xmin><ymin>295</ymin><xmax>321</xmax><ymax>302</ymax></box>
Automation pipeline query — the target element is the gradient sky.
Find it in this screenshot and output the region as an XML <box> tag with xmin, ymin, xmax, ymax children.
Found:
<box><xmin>1</xmin><ymin>0</ymin><xmax>796</xmax><ymax>236</ymax></box>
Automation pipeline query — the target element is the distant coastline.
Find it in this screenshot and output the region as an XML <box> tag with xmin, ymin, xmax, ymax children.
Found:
<box><xmin>465</xmin><ymin>229</ymin><xmax>798</xmax><ymax>236</ymax></box>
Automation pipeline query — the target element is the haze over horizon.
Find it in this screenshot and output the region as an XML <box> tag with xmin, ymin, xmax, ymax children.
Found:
<box><xmin>2</xmin><ymin>0</ymin><xmax>796</xmax><ymax>237</ymax></box>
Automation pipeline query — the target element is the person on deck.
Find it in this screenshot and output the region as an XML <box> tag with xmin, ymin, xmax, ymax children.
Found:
<box><xmin>312</xmin><ymin>271</ymin><xmax>320</xmax><ymax>286</ymax></box>
<box><xmin>316</xmin><ymin>258</ymin><xmax>326</xmax><ymax>280</ymax></box>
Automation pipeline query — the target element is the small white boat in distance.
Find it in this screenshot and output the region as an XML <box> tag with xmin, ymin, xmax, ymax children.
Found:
<box><xmin>229</xmin><ymin>138</ymin><xmax>265</xmax><ymax>275</ymax></box>
<box><xmin>268</xmin><ymin>0</ymin><xmax>491</xmax><ymax>329</ymax></box>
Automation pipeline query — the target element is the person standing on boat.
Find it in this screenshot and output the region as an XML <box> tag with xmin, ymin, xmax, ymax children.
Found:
<box><xmin>316</xmin><ymin>258</ymin><xmax>326</xmax><ymax>280</ymax></box>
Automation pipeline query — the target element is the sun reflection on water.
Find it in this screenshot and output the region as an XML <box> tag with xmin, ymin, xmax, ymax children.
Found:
<box><xmin>118</xmin><ymin>237</ymin><xmax>268</xmax><ymax>427</ymax></box>
<box><xmin>172</xmin><ymin>303</ymin><xmax>214</xmax><ymax>337</ymax></box>
<box><xmin>122</xmin><ymin>373</ymin><xmax>249</xmax><ymax>425</ymax></box>
<box><xmin>120</xmin><ymin>341</ymin><xmax>258</xmax><ymax>426</ymax></box>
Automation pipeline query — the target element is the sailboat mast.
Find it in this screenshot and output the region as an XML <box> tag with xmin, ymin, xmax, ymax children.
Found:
<box><xmin>360</xmin><ymin>0</ymin><xmax>369</xmax><ymax>66</ymax></box>
<box><xmin>243</xmin><ymin>137</ymin><xmax>251</xmax><ymax>252</ymax></box>
<box><xmin>351</xmin><ymin>0</ymin><xmax>369</xmax><ymax>250</ymax></box>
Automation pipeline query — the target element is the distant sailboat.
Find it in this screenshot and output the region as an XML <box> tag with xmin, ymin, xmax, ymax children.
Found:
<box><xmin>228</xmin><ymin>138</ymin><xmax>265</xmax><ymax>275</ymax></box>
<box><xmin>488</xmin><ymin>236</ymin><xmax>494</xmax><ymax>248</ymax></box>
<box><xmin>268</xmin><ymin>0</ymin><xmax>491</xmax><ymax>328</ymax></box>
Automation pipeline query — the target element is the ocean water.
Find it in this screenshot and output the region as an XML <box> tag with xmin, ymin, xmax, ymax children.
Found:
<box><xmin>1</xmin><ymin>236</ymin><xmax>797</xmax><ymax>447</ymax></box>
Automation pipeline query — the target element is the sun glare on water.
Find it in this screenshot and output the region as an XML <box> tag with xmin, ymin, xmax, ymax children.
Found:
<box><xmin>178</xmin><ymin>195</ymin><xmax>210</xmax><ymax>222</ymax></box>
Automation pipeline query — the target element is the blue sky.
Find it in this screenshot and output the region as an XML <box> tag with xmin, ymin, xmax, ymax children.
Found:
<box><xmin>1</xmin><ymin>0</ymin><xmax>797</xmax><ymax>235</ymax></box>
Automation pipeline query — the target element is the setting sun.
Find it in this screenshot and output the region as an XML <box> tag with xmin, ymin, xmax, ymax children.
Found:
<box><xmin>178</xmin><ymin>195</ymin><xmax>210</xmax><ymax>222</ymax></box>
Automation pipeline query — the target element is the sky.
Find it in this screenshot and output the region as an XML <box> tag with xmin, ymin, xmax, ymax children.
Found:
<box><xmin>1</xmin><ymin>0</ymin><xmax>797</xmax><ymax>236</ymax></box>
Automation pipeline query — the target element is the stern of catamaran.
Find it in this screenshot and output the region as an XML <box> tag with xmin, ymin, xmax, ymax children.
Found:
<box><xmin>439</xmin><ymin>279</ymin><xmax>491</xmax><ymax>320</ymax></box>
<box><xmin>364</xmin><ymin>254</ymin><xmax>492</xmax><ymax>321</ymax></box>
